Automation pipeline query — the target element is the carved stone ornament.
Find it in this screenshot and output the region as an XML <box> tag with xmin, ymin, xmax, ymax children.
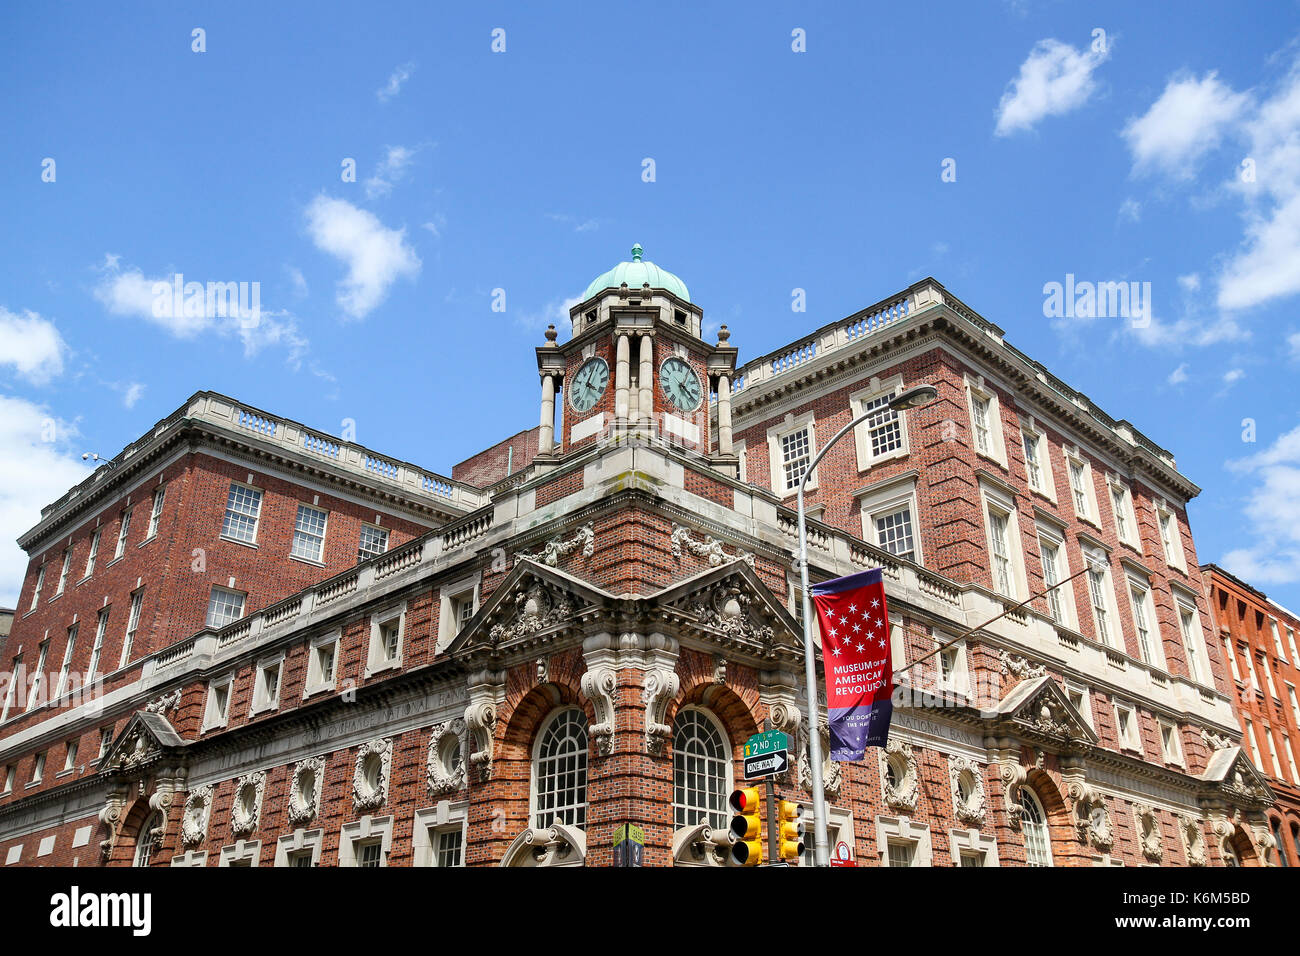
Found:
<box><xmin>351</xmin><ymin>738</ymin><xmax>392</xmax><ymax>812</ymax></box>
<box><xmin>1067</xmin><ymin>780</ymin><xmax>1114</xmax><ymax>851</ymax></box>
<box><xmin>110</xmin><ymin>726</ymin><xmax>162</xmax><ymax>772</ymax></box>
<box><xmin>427</xmin><ymin>719</ymin><xmax>468</xmax><ymax>795</ymax></box>
<box><xmin>879</xmin><ymin>740</ymin><xmax>919</xmax><ymax>813</ymax></box>
<box><xmin>580</xmin><ymin>663</ymin><xmax>618</xmax><ymax>757</ymax></box>
<box><xmin>181</xmin><ymin>785</ymin><xmax>214</xmax><ymax>846</ymax></box>
<box><xmin>642</xmin><ymin>666</ymin><xmax>680</xmax><ymax>756</ymax></box>
<box><xmin>669</xmin><ymin>523</ymin><xmax>756</xmax><ymax>568</ymax></box>
<box><xmin>999</xmin><ymin>762</ymin><xmax>1028</xmax><ymax>830</ymax></box>
<box><xmin>516</xmin><ymin>522</ymin><xmax>595</xmax><ymax>567</ymax></box>
<box><xmin>98</xmin><ymin>783</ymin><xmax>132</xmax><ymax>862</ymax></box>
<box><xmin>999</xmin><ymin>651</ymin><xmax>1046</xmax><ymax>681</ymax></box>
<box><xmin>465</xmin><ymin>671</ymin><xmax>501</xmax><ymax>783</ymax></box>
<box><xmin>1179</xmin><ymin>815</ymin><xmax>1208</xmax><ymax>866</ymax></box>
<box><xmin>288</xmin><ymin>756</ymin><xmax>325</xmax><ymax>825</ymax></box>
<box><xmin>230</xmin><ymin>770</ymin><xmax>266</xmax><ymax>837</ymax></box>
<box><xmin>1222</xmin><ymin>762</ymin><xmax>1272</xmax><ymax>805</ymax></box>
<box><xmin>1201</xmin><ymin>729</ymin><xmax>1234</xmax><ymax>751</ymax></box>
<box><xmin>798</xmin><ymin>717</ymin><xmax>843</xmax><ymax>802</ymax></box>
<box><xmin>1024</xmin><ymin>690</ymin><xmax>1076</xmax><ymax>739</ymax></box>
<box><xmin>949</xmin><ymin>756</ymin><xmax>987</xmax><ymax>827</ymax></box>
<box><xmin>1132</xmin><ymin>804</ymin><xmax>1164</xmax><ymax>862</ymax></box>
<box><xmin>145</xmin><ymin>688</ymin><xmax>182</xmax><ymax>715</ymax></box>
<box><xmin>489</xmin><ymin>582</ymin><xmax>577</xmax><ymax>643</ymax></box>
<box><xmin>690</xmin><ymin>581</ymin><xmax>774</xmax><ymax>645</ymax></box>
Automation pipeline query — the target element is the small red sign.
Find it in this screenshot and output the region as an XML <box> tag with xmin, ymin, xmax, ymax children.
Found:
<box><xmin>829</xmin><ymin>840</ymin><xmax>856</xmax><ymax>867</ymax></box>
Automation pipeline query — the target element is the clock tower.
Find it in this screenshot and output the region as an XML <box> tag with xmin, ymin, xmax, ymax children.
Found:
<box><xmin>535</xmin><ymin>244</ymin><xmax>739</xmax><ymax>475</ymax></box>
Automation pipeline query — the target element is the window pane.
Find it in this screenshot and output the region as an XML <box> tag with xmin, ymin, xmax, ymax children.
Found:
<box><xmin>222</xmin><ymin>485</ymin><xmax>262</xmax><ymax>543</ymax></box>
<box><xmin>292</xmin><ymin>505</ymin><xmax>328</xmax><ymax>562</ymax></box>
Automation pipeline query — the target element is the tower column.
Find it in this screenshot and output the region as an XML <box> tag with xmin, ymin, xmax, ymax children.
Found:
<box><xmin>717</xmin><ymin>373</ymin><xmax>733</xmax><ymax>455</ymax></box>
<box><xmin>615</xmin><ymin>332</ymin><xmax>631</xmax><ymax>422</ymax></box>
<box><xmin>538</xmin><ymin>373</ymin><xmax>556</xmax><ymax>454</ymax></box>
<box><xmin>639</xmin><ymin>334</ymin><xmax>654</xmax><ymax>424</ymax></box>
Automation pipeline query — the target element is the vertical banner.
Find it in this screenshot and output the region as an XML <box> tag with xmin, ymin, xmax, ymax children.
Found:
<box><xmin>811</xmin><ymin>568</ymin><xmax>893</xmax><ymax>760</ymax></box>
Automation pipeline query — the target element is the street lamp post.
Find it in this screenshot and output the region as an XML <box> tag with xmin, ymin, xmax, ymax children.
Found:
<box><xmin>795</xmin><ymin>384</ymin><xmax>938</xmax><ymax>867</ymax></box>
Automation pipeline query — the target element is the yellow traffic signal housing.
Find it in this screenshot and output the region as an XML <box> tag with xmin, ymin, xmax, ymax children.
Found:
<box><xmin>777</xmin><ymin>800</ymin><xmax>806</xmax><ymax>862</ymax></box>
<box><xmin>728</xmin><ymin>787</ymin><xmax>763</xmax><ymax>866</ymax></box>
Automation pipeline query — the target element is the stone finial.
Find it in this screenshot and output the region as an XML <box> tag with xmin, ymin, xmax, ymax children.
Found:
<box><xmin>544</xmin><ymin>324</ymin><xmax>558</xmax><ymax>345</ymax></box>
<box><xmin>717</xmin><ymin>325</ymin><xmax>730</xmax><ymax>345</ymax></box>
<box><xmin>631</xmin><ymin>243</ymin><xmax>643</xmax><ymax>262</ymax></box>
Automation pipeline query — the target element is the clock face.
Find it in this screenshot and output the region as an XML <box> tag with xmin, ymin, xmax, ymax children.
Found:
<box><xmin>660</xmin><ymin>356</ymin><xmax>703</xmax><ymax>412</ymax></box>
<box><xmin>568</xmin><ymin>358</ymin><xmax>610</xmax><ymax>413</ymax></box>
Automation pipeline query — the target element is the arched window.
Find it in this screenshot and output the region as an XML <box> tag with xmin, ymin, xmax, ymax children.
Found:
<box><xmin>534</xmin><ymin>708</ymin><xmax>588</xmax><ymax>829</ymax></box>
<box><xmin>1020</xmin><ymin>789</ymin><xmax>1053</xmax><ymax>867</ymax></box>
<box><xmin>1271</xmin><ymin>820</ymin><xmax>1288</xmax><ymax>867</ymax></box>
<box><xmin>673</xmin><ymin>708</ymin><xmax>730</xmax><ymax>830</ymax></box>
<box><xmin>133</xmin><ymin>811</ymin><xmax>163</xmax><ymax>868</ymax></box>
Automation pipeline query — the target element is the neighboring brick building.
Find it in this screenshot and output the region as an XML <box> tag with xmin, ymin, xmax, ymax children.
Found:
<box><xmin>0</xmin><ymin>250</ymin><xmax>1276</xmax><ymax>867</ymax></box>
<box><xmin>1201</xmin><ymin>564</ymin><xmax>1300</xmax><ymax>865</ymax></box>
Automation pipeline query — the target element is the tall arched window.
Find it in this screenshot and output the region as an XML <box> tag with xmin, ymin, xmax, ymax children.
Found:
<box><xmin>133</xmin><ymin>811</ymin><xmax>163</xmax><ymax>868</ymax></box>
<box><xmin>1020</xmin><ymin>789</ymin><xmax>1053</xmax><ymax>867</ymax></box>
<box><xmin>673</xmin><ymin>708</ymin><xmax>730</xmax><ymax>830</ymax></box>
<box><xmin>534</xmin><ymin>708</ymin><xmax>588</xmax><ymax>829</ymax></box>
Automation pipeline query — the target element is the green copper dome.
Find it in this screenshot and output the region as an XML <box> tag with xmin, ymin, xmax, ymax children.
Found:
<box><xmin>582</xmin><ymin>244</ymin><xmax>690</xmax><ymax>302</ymax></box>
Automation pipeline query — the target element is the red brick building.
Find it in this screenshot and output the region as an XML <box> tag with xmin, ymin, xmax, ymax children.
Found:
<box><xmin>1201</xmin><ymin>564</ymin><xmax>1300</xmax><ymax>865</ymax></box>
<box><xmin>0</xmin><ymin>250</ymin><xmax>1276</xmax><ymax>867</ymax></box>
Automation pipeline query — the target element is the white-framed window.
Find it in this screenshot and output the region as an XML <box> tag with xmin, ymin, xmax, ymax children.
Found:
<box><xmin>26</xmin><ymin>640</ymin><xmax>49</xmax><ymax>712</ymax></box>
<box><xmin>339</xmin><ymin>816</ymin><xmax>394</xmax><ymax>868</ymax></box>
<box><xmin>933</xmin><ymin>630</ymin><xmax>969</xmax><ymax>697</ymax></box>
<box><xmin>1065</xmin><ymin>681</ymin><xmax>1094</xmax><ymax>729</ymax></box>
<box><xmin>1244</xmin><ymin>718</ymin><xmax>1264</xmax><ymax>770</ymax></box>
<box><xmin>1288</xmin><ymin>684</ymin><xmax>1300</xmax><ymax>728</ymax></box>
<box><xmin>1019</xmin><ymin>421</ymin><xmax>1054</xmax><ymax>500</ymax></box>
<box><xmin>850</xmin><ymin>375</ymin><xmax>910</xmax><ymax>469</ymax></box>
<box><xmin>1020</xmin><ymin>789</ymin><xmax>1053</xmax><ymax>866</ymax></box>
<box><xmin>1127</xmin><ymin>578</ymin><xmax>1164</xmax><ymax>668</ymax></box>
<box><xmin>1222</xmin><ymin>638</ymin><xmax>1242</xmax><ymax>684</ymax></box>
<box><xmin>291</xmin><ymin>504</ymin><xmax>328</xmax><ymax>563</ymax></box>
<box><xmin>114</xmin><ymin>508</ymin><xmax>132</xmax><ymax>559</ymax></box>
<box><xmin>1243</xmin><ymin>644</ymin><xmax>1260</xmax><ymax>691</ymax></box>
<box><xmin>87</xmin><ymin>607</ymin><xmax>108</xmax><ymax>679</ymax></box>
<box><xmin>56</xmin><ymin>548</ymin><xmax>72</xmax><ymax>596</ymax></box>
<box><xmin>1084</xmin><ymin>554</ymin><xmax>1120</xmax><ymax>647</ymax></box>
<box><xmin>202</xmin><ymin>675</ymin><xmax>234</xmax><ymax>731</ymax></box>
<box><xmin>950</xmin><ymin>828</ymin><xmax>999</xmax><ymax>867</ymax></box>
<box><xmin>32</xmin><ymin>751</ymin><xmax>46</xmax><ymax>784</ymax></box>
<box><xmin>146</xmin><ymin>485</ymin><xmax>166</xmax><ymax>540</ymax></box>
<box><xmin>120</xmin><ymin>588</ymin><xmax>143</xmax><ymax>667</ymax></box>
<box><xmin>964</xmin><ymin>375</ymin><xmax>1007</xmax><ymax>467</ymax></box>
<box><xmin>29</xmin><ymin>563</ymin><xmax>46</xmax><ymax>610</ymax></box>
<box><xmin>733</xmin><ymin>439</ymin><xmax>748</xmax><ymax>483</ymax></box>
<box><xmin>1269</xmin><ymin>619</ymin><xmax>1287</xmax><ymax>661</ymax></box>
<box><xmin>1264</xmin><ymin>725</ymin><xmax>1284</xmax><ymax>778</ymax></box>
<box><xmin>1287</xmin><ymin>625</ymin><xmax>1300</xmax><ymax>663</ymax></box>
<box><xmin>1114</xmin><ymin>701</ymin><xmax>1142</xmax><ymax>753</ymax></box>
<box><xmin>63</xmin><ymin>740</ymin><xmax>78</xmax><ymax>772</ymax></box>
<box><xmin>250</xmin><ymin>656</ymin><xmax>282</xmax><ymax>715</ymax></box>
<box><xmin>358</xmin><ymin>523</ymin><xmax>389</xmax><ymax>561</ymax></box>
<box><xmin>206</xmin><ymin>586</ymin><xmax>246</xmax><ymax>629</ymax></box>
<box><xmin>0</xmin><ymin>654</ymin><xmax>18</xmax><ymax>723</ymax></box>
<box><xmin>766</xmin><ymin>412</ymin><xmax>818</xmax><ymax>497</ymax></box>
<box><xmin>134</xmin><ymin>811</ymin><xmax>164</xmax><ymax>867</ymax></box>
<box><xmin>437</xmin><ymin>576</ymin><xmax>479</xmax><ymax>651</ymax></box>
<box><xmin>1064</xmin><ymin>449</ymin><xmax>1099</xmax><ymax>525</ymax></box>
<box><xmin>1107</xmin><ymin>478</ymin><xmax>1140</xmax><ymax>551</ymax></box>
<box><xmin>2</xmin><ymin>765</ymin><xmax>14</xmax><ymax>794</ymax></box>
<box><xmin>1154</xmin><ymin>501</ymin><xmax>1187</xmax><ymax>573</ymax></box>
<box><xmin>305</xmin><ymin>631</ymin><xmax>339</xmax><ymax>696</ymax></box>
<box><xmin>980</xmin><ymin>482</ymin><xmax>1027</xmax><ymax>600</ymax></box>
<box><xmin>84</xmin><ymin>529</ymin><xmax>100</xmax><ymax>579</ymax></box>
<box><xmin>221</xmin><ymin>483</ymin><xmax>263</xmax><ymax>544</ymax></box>
<box><xmin>1173</xmin><ymin>593</ymin><xmax>1207</xmax><ymax>686</ymax></box>
<box><xmin>218</xmin><ymin>840</ymin><xmax>261</xmax><ymax>867</ymax></box>
<box><xmin>368</xmin><ymin>603</ymin><xmax>406</xmax><ymax>675</ymax></box>
<box><xmin>274</xmin><ymin>829</ymin><xmax>324</xmax><ymax>868</ymax></box>
<box><xmin>672</xmin><ymin>707</ymin><xmax>732</xmax><ymax>831</ymax></box>
<box><xmin>414</xmin><ymin>804</ymin><xmax>469</xmax><ymax>867</ymax></box>
<box><xmin>876</xmin><ymin>814</ymin><xmax>932</xmax><ymax>867</ymax></box>
<box><xmin>98</xmin><ymin>727</ymin><xmax>113</xmax><ymax>761</ymax></box>
<box><xmin>533</xmin><ymin>707</ymin><xmax>589</xmax><ymax>829</ymax></box>
<box><xmin>1283</xmin><ymin>732</ymin><xmax>1299</xmax><ymax>784</ymax></box>
<box><xmin>857</xmin><ymin>474</ymin><xmax>921</xmax><ymax>565</ymax></box>
<box><xmin>1036</xmin><ymin>524</ymin><xmax>1078</xmax><ymax>629</ymax></box>
<box><xmin>1159</xmin><ymin>719</ymin><xmax>1184</xmax><ymax>765</ymax></box>
<box><xmin>54</xmin><ymin>624</ymin><xmax>77</xmax><ymax>700</ymax></box>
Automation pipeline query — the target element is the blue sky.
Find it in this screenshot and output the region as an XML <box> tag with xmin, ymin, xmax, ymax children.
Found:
<box><xmin>3</xmin><ymin>1</ymin><xmax>1300</xmax><ymax>609</ymax></box>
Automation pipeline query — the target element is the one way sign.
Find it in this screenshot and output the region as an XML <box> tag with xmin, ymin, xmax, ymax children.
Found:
<box><xmin>744</xmin><ymin>749</ymin><xmax>789</xmax><ymax>779</ymax></box>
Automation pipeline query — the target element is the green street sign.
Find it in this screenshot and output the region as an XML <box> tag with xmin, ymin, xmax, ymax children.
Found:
<box><xmin>744</xmin><ymin>730</ymin><xmax>790</xmax><ymax>758</ymax></box>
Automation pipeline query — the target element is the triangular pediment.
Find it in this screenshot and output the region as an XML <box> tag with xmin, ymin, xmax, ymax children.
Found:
<box><xmin>995</xmin><ymin>674</ymin><xmax>1099</xmax><ymax>747</ymax></box>
<box><xmin>651</xmin><ymin>559</ymin><xmax>802</xmax><ymax>654</ymax></box>
<box><xmin>1201</xmin><ymin>746</ymin><xmax>1275</xmax><ymax>806</ymax></box>
<box><xmin>448</xmin><ymin>558</ymin><xmax>616</xmax><ymax>654</ymax></box>
<box><xmin>100</xmin><ymin>711</ymin><xmax>187</xmax><ymax>774</ymax></box>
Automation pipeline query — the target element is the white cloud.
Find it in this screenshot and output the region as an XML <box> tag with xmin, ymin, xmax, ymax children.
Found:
<box><xmin>1167</xmin><ymin>362</ymin><xmax>1189</xmax><ymax>385</ymax></box>
<box><xmin>286</xmin><ymin>266</ymin><xmax>308</xmax><ymax>298</ymax></box>
<box><xmin>1289</xmin><ymin>331</ymin><xmax>1300</xmax><ymax>360</ymax></box>
<box><xmin>421</xmin><ymin>215</ymin><xmax>446</xmax><ymax>238</ymax></box>
<box><xmin>1123</xmin><ymin>71</ymin><xmax>1249</xmax><ymax>178</ymax></box>
<box><xmin>1118</xmin><ymin>198</ymin><xmax>1141</xmax><ymax>222</ymax></box>
<box><xmin>0</xmin><ymin>396</ymin><xmax>90</xmax><ymax>606</ymax></box>
<box><xmin>92</xmin><ymin>257</ymin><xmax>307</xmax><ymax>363</ymax></box>
<box><xmin>1124</xmin><ymin>312</ymin><xmax>1245</xmax><ymax>349</ymax></box>
<box><xmin>1177</xmin><ymin>272</ymin><xmax>1201</xmax><ymax>292</ymax></box>
<box><xmin>994</xmin><ymin>39</ymin><xmax>1110</xmax><ymax>136</ymax></box>
<box><xmin>519</xmin><ymin>295</ymin><xmax>582</xmax><ymax>332</ymax></box>
<box><xmin>121</xmin><ymin>382</ymin><xmax>145</xmax><ymax>408</ymax></box>
<box><xmin>364</xmin><ymin>145</ymin><xmax>415</xmax><ymax>199</ymax></box>
<box><xmin>1222</xmin><ymin>423</ymin><xmax>1300</xmax><ymax>585</ymax></box>
<box><xmin>304</xmin><ymin>196</ymin><xmax>421</xmax><ymax>320</ymax></box>
<box><xmin>377</xmin><ymin>62</ymin><xmax>414</xmax><ymax>102</ymax></box>
<box><xmin>0</xmin><ymin>307</ymin><xmax>67</xmax><ymax>385</ymax></box>
<box><xmin>1222</xmin><ymin>367</ymin><xmax>1244</xmax><ymax>385</ymax></box>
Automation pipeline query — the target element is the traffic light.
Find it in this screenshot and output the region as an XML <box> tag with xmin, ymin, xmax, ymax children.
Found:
<box><xmin>777</xmin><ymin>800</ymin><xmax>806</xmax><ymax>862</ymax></box>
<box><xmin>728</xmin><ymin>787</ymin><xmax>763</xmax><ymax>866</ymax></box>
